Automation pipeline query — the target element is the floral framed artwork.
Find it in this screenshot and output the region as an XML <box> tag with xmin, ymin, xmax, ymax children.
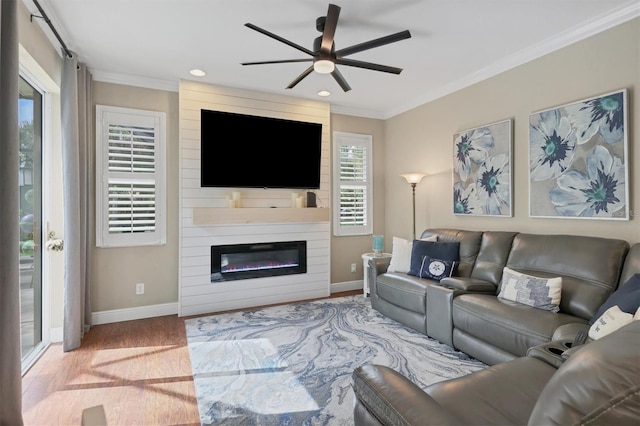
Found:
<box><xmin>529</xmin><ymin>89</ymin><xmax>628</xmax><ymax>220</ymax></box>
<box><xmin>453</xmin><ymin>119</ymin><xmax>512</xmax><ymax>217</ymax></box>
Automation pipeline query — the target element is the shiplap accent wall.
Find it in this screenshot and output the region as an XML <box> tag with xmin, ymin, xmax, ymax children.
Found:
<box><xmin>179</xmin><ymin>80</ymin><xmax>331</xmax><ymax>316</ymax></box>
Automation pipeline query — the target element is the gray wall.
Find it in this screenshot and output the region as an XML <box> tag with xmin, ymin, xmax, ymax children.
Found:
<box><xmin>91</xmin><ymin>82</ymin><xmax>179</xmax><ymax>311</ymax></box>
<box><xmin>384</xmin><ymin>18</ymin><xmax>640</xmax><ymax>245</ymax></box>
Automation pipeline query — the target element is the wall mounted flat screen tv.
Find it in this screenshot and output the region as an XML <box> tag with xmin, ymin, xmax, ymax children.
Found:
<box><xmin>200</xmin><ymin>109</ymin><xmax>322</xmax><ymax>189</ymax></box>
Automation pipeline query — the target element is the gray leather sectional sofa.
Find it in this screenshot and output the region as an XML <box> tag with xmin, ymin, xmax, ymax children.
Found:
<box><xmin>368</xmin><ymin>228</ymin><xmax>630</xmax><ymax>365</ymax></box>
<box><xmin>355</xmin><ymin>229</ymin><xmax>640</xmax><ymax>425</ymax></box>
<box><xmin>353</xmin><ymin>320</ymin><xmax>640</xmax><ymax>425</ymax></box>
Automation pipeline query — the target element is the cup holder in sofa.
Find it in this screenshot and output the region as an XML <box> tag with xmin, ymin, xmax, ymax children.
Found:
<box><xmin>527</xmin><ymin>340</ymin><xmax>575</xmax><ymax>368</ymax></box>
<box><xmin>547</xmin><ymin>346</ymin><xmax>565</xmax><ymax>356</ymax></box>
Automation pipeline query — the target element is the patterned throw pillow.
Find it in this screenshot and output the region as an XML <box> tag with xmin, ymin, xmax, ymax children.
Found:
<box><xmin>498</xmin><ymin>267</ymin><xmax>562</xmax><ymax>312</ymax></box>
<box><xmin>387</xmin><ymin>235</ymin><xmax>437</xmax><ymax>274</ymax></box>
<box><xmin>415</xmin><ymin>255</ymin><xmax>458</xmax><ymax>281</ymax></box>
<box><xmin>589</xmin><ymin>305</ymin><xmax>640</xmax><ymax>340</ymax></box>
<box><xmin>589</xmin><ymin>273</ymin><xmax>640</xmax><ymax>325</ymax></box>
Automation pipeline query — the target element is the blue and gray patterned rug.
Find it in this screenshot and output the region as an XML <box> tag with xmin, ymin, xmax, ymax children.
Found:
<box><xmin>185</xmin><ymin>295</ymin><xmax>486</xmax><ymax>425</ymax></box>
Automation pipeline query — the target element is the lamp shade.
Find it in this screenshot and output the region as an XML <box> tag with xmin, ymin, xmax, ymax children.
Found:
<box><xmin>400</xmin><ymin>173</ymin><xmax>426</xmax><ymax>185</ymax></box>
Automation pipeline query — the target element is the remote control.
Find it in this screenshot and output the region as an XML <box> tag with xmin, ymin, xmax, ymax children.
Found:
<box><xmin>573</xmin><ymin>330</ymin><xmax>588</xmax><ymax>347</ymax></box>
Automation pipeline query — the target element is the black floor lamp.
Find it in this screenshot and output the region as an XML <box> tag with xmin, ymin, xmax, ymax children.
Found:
<box><xmin>400</xmin><ymin>173</ymin><xmax>426</xmax><ymax>240</ymax></box>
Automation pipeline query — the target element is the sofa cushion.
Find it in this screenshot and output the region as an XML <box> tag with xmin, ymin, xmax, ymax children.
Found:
<box><xmin>408</xmin><ymin>241</ymin><xmax>460</xmax><ymax>277</ymax></box>
<box><xmin>469</xmin><ymin>231</ymin><xmax>518</xmax><ymax>285</ymax></box>
<box><xmin>505</xmin><ymin>233</ymin><xmax>628</xmax><ymax>320</ymax></box>
<box><xmin>589</xmin><ymin>273</ymin><xmax>640</xmax><ymax>325</ymax></box>
<box><xmin>497</xmin><ymin>267</ymin><xmax>562</xmax><ymax>312</ymax></box>
<box><xmin>387</xmin><ymin>235</ymin><xmax>437</xmax><ymax>273</ymax></box>
<box><xmin>453</xmin><ymin>294</ymin><xmax>587</xmax><ymax>357</ymax></box>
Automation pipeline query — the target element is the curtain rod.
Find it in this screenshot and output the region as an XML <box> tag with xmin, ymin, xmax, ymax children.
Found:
<box><xmin>31</xmin><ymin>0</ymin><xmax>73</xmax><ymax>58</ymax></box>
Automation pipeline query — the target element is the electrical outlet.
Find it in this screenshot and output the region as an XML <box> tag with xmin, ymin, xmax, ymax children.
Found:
<box><xmin>351</xmin><ymin>263</ymin><xmax>357</xmax><ymax>273</ymax></box>
<box><xmin>136</xmin><ymin>282</ymin><xmax>144</xmax><ymax>295</ymax></box>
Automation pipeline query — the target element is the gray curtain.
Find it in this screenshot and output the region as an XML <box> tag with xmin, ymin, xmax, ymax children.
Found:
<box><xmin>61</xmin><ymin>53</ymin><xmax>93</xmax><ymax>352</ymax></box>
<box><xmin>0</xmin><ymin>0</ymin><xmax>24</xmax><ymax>424</ymax></box>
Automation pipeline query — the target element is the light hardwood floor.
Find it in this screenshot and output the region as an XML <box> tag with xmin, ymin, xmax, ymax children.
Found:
<box><xmin>22</xmin><ymin>290</ymin><xmax>360</xmax><ymax>425</ymax></box>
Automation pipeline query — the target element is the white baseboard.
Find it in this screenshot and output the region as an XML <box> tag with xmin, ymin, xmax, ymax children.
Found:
<box><xmin>91</xmin><ymin>302</ymin><xmax>179</xmax><ymax>325</ymax></box>
<box><xmin>61</xmin><ymin>287</ymin><xmax>358</xmax><ymax>330</ymax></box>
<box><xmin>331</xmin><ymin>280</ymin><xmax>363</xmax><ymax>294</ymax></box>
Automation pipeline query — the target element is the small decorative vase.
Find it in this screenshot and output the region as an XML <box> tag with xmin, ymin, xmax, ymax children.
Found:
<box><xmin>372</xmin><ymin>235</ymin><xmax>384</xmax><ymax>255</ymax></box>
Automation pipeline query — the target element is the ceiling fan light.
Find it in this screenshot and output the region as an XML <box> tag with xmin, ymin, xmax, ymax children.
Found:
<box><xmin>313</xmin><ymin>59</ymin><xmax>335</xmax><ymax>74</ymax></box>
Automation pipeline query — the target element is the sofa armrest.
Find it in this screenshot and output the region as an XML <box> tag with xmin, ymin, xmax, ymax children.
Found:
<box><xmin>352</xmin><ymin>365</ymin><xmax>463</xmax><ymax>426</ymax></box>
<box><xmin>552</xmin><ymin>322</ymin><xmax>590</xmax><ymax>341</ymax></box>
<box><xmin>368</xmin><ymin>257</ymin><xmax>393</xmax><ymax>298</ymax></box>
<box><xmin>368</xmin><ymin>257</ymin><xmax>392</xmax><ymax>275</ymax></box>
<box><xmin>439</xmin><ymin>277</ymin><xmax>496</xmax><ymax>293</ymax></box>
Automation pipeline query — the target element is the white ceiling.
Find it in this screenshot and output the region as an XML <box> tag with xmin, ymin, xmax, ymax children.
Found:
<box><xmin>26</xmin><ymin>0</ymin><xmax>639</xmax><ymax>119</ymax></box>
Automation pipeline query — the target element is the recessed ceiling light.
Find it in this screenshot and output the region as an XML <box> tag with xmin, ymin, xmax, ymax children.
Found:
<box><xmin>190</xmin><ymin>69</ymin><xmax>206</xmax><ymax>77</ymax></box>
<box><xmin>318</xmin><ymin>90</ymin><xmax>331</xmax><ymax>97</ymax></box>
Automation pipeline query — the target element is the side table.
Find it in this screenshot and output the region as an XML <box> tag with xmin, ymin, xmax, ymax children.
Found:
<box><xmin>361</xmin><ymin>252</ymin><xmax>392</xmax><ymax>296</ymax></box>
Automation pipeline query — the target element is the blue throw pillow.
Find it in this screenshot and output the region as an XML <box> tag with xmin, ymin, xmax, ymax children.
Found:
<box><xmin>408</xmin><ymin>240</ymin><xmax>460</xmax><ymax>278</ymax></box>
<box><xmin>589</xmin><ymin>273</ymin><xmax>640</xmax><ymax>325</ymax></box>
<box><xmin>415</xmin><ymin>255</ymin><xmax>458</xmax><ymax>281</ymax></box>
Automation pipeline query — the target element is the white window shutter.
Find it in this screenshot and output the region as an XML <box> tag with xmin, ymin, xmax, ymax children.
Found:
<box><xmin>96</xmin><ymin>106</ymin><xmax>166</xmax><ymax>247</ymax></box>
<box><xmin>333</xmin><ymin>132</ymin><xmax>373</xmax><ymax>236</ymax></box>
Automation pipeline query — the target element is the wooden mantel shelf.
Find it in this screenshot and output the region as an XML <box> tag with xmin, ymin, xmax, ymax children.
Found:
<box><xmin>192</xmin><ymin>207</ymin><xmax>330</xmax><ymax>225</ymax></box>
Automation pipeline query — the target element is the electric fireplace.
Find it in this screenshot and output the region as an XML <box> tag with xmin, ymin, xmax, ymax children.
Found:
<box><xmin>210</xmin><ymin>241</ymin><xmax>307</xmax><ymax>282</ymax></box>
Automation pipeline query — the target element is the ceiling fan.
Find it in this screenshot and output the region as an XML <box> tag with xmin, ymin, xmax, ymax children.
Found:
<box><xmin>241</xmin><ymin>3</ymin><xmax>411</xmax><ymax>92</ymax></box>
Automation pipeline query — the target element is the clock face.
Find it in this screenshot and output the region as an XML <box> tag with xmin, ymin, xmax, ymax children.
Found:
<box><xmin>428</xmin><ymin>260</ymin><xmax>446</xmax><ymax>277</ymax></box>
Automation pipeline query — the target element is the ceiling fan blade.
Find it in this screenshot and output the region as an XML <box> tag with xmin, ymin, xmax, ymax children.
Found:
<box><xmin>335</xmin><ymin>30</ymin><xmax>411</xmax><ymax>58</ymax></box>
<box><xmin>286</xmin><ymin>65</ymin><xmax>314</xmax><ymax>89</ymax></box>
<box><xmin>245</xmin><ymin>23</ymin><xmax>316</xmax><ymax>57</ymax></box>
<box><xmin>242</xmin><ymin>58</ymin><xmax>313</xmax><ymax>66</ymax></box>
<box><xmin>331</xmin><ymin>67</ymin><xmax>351</xmax><ymax>92</ymax></box>
<box><xmin>321</xmin><ymin>4</ymin><xmax>341</xmax><ymax>54</ymax></box>
<box><xmin>336</xmin><ymin>58</ymin><xmax>403</xmax><ymax>74</ymax></box>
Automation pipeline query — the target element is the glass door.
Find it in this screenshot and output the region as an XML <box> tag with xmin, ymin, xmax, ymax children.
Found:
<box><xmin>19</xmin><ymin>75</ymin><xmax>43</xmax><ymax>362</ymax></box>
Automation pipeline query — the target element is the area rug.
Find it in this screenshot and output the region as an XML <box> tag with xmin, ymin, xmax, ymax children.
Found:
<box><xmin>185</xmin><ymin>295</ymin><xmax>486</xmax><ymax>425</ymax></box>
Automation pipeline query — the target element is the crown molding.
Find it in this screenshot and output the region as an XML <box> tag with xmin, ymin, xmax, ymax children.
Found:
<box><xmin>384</xmin><ymin>2</ymin><xmax>640</xmax><ymax>119</ymax></box>
<box><xmin>91</xmin><ymin>70</ymin><xmax>179</xmax><ymax>92</ymax></box>
<box><xmin>329</xmin><ymin>104</ymin><xmax>386</xmax><ymax>120</ymax></box>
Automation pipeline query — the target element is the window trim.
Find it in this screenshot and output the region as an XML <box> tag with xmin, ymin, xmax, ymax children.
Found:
<box><xmin>95</xmin><ymin>105</ymin><xmax>166</xmax><ymax>247</ymax></box>
<box><xmin>332</xmin><ymin>131</ymin><xmax>373</xmax><ymax>236</ymax></box>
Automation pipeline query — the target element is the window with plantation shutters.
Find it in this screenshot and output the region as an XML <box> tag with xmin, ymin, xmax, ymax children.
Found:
<box><xmin>332</xmin><ymin>132</ymin><xmax>373</xmax><ymax>236</ymax></box>
<box><xmin>96</xmin><ymin>106</ymin><xmax>166</xmax><ymax>247</ymax></box>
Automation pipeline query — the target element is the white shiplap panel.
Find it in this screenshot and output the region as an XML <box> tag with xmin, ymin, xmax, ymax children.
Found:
<box><xmin>181</xmin><ymin>223</ymin><xmax>329</xmax><ymax>238</ymax></box>
<box><xmin>180</xmin><ymin>287</ymin><xmax>329</xmax><ymax>317</ymax></box>
<box><xmin>181</xmin><ymin>255</ymin><xmax>209</xmax><ymax>267</ymax></box>
<box><xmin>182</xmin><ymin>168</ymin><xmax>199</xmax><ymax>179</ymax></box>
<box><xmin>182</xmin><ymin>128</ymin><xmax>199</xmax><ymax>141</ymax></box>
<box><xmin>181</xmin><ymin>273</ymin><xmax>329</xmax><ymax>299</ymax></box>
<box><xmin>182</xmin><ymin>148</ymin><xmax>199</xmax><ymax>159</ymax></box>
<box><xmin>179</xmin><ymin>80</ymin><xmax>331</xmax><ymax>316</ymax></box>
<box><xmin>182</xmin><ymin>273</ymin><xmax>328</xmax><ymax>299</ymax></box>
